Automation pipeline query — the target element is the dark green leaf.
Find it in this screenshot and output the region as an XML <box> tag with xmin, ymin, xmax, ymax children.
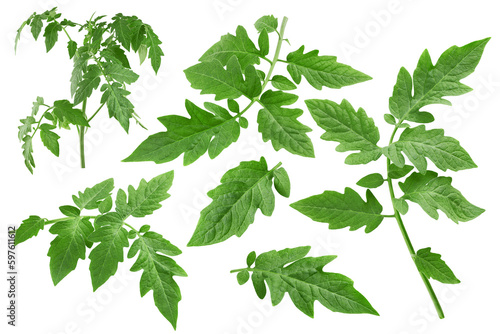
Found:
<box><xmin>188</xmin><ymin>158</ymin><xmax>283</xmax><ymax>246</ymax></box>
<box><xmin>74</xmin><ymin>65</ymin><xmax>101</xmax><ymax>105</ymax></box>
<box><xmin>22</xmin><ymin>135</ymin><xmax>35</xmax><ymax>174</ymax></box>
<box><xmin>144</xmin><ymin>25</ymin><xmax>163</xmax><ymax>73</ymax></box>
<box><xmin>102</xmin><ymin>62</ymin><xmax>139</xmax><ymax>84</ymax></box>
<box><xmin>237</xmin><ymin>270</ymin><xmax>250</xmax><ymax>285</ymax></box>
<box><xmin>291</xmin><ymin>188</ymin><xmax>384</xmax><ymax>233</ymax></box>
<box><xmin>258</xmin><ymin>30</ymin><xmax>269</xmax><ymax>56</ymax></box>
<box><xmin>67</xmin><ymin>40</ymin><xmax>77</xmax><ymax>59</ymax></box>
<box><xmin>31</xmin><ymin>15</ymin><xmax>43</xmax><ymax>40</ymax></box>
<box><xmin>184</xmin><ymin>55</ymin><xmax>262</xmax><ymax>100</ymax></box>
<box><xmin>273</xmin><ymin>167</ymin><xmax>291</xmax><ymax>198</ymax></box>
<box><xmin>15</xmin><ymin>216</ymin><xmax>46</xmax><ymax>245</ymax></box>
<box><xmin>101</xmin><ymin>45</ymin><xmax>131</xmax><ymax>68</ymax></box>
<box><xmin>246</xmin><ymin>251</ymin><xmax>256</xmax><ymax>267</ymax></box>
<box><xmin>254</xmin><ymin>15</ymin><xmax>278</xmax><ymax>33</ymax></box>
<box><xmin>48</xmin><ymin>216</ymin><xmax>94</xmax><ymax>285</ymax></box>
<box><xmin>71</xmin><ymin>51</ymin><xmax>91</xmax><ymax>96</ymax></box>
<box><xmin>286</xmin><ymin>46</ymin><xmax>372</xmax><ymax>90</ymax></box>
<box><xmin>40</xmin><ymin>123</ymin><xmax>60</xmax><ymax>156</ymax></box>
<box><xmin>53</xmin><ymin>100</ymin><xmax>89</xmax><ymax>126</ymax></box>
<box><xmin>414</xmin><ymin>247</ymin><xmax>460</xmax><ymax>284</ymax></box>
<box><xmin>115</xmin><ymin>171</ymin><xmax>174</xmax><ymax>219</ymax></box>
<box><xmin>72</xmin><ymin>178</ymin><xmax>114</xmax><ymax>210</ymax></box>
<box><xmin>88</xmin><ymin>213</ymin><xmax>129</xmax><ymax>290</ymax></box>
<box><xmin>110</xmin><ymin>14</ymin><xmax>132</xmax><ymax>51</ymax></box>
<box><xmin>388</xmin><ymin>164</ymin><xmax>413</xmax><ymax>179</ymax></box>
<box><xmin>258</xmin><ymin>90</ymin><xmax>314</xmax><ymax>157</ymax></box>
<box><xmin>306</xmin><ymin>99</ymin><xmax>381</xmax><ymax>164</ymax></box>
<box><xmin>200</xmin><ymin>25</ymin><xmax>261</xmax><ymax>70</ymax></box>
<box><xmin>271</xmin><ymin>75</ymin><xmax>297</xmax><ymax>90</ymax></box>
<box><xmin>59</xmin><ymin>205</ymin><xmax>80</xmax><ymax>217</ymax></box>
<box><xmin>240</xmin><ymin>246</ymin><xmax>378</xmax><ymax>317</ymax></box>
<box><xmin>386</xmin><ymin>125</ymin><xmax>476</xmax><ymax>173</ymax></box>
<box><xmin>356</xmin><ymin>173</ymin><xmax>384</xmax><ymax>188</ymax></box>
<box><xmin>127</xmin><ymin>231</ymin><xmax>186</xmax><ymax>329</ymax></box>
<box><xmin>100</xmin><ymin>83</ymin><xmax>134</xmax><ymax>132</ymax></box>
<box><xmin>399</xmin><ymin>171</ymin><xmax>485</xmax><ymax>223</ymax></box>
<box><xmin>43</xmin><ymin>21</ymin><xmax>62</xmax><ymax>52</ymax></box>
<box><xmin>389</xmin><ymin>38</ymin><xmax>490</xmax><ymax>123</ymax></box>
<box><xmin>124</xmin><ymin>100</ymin><xmax>240</xmax><ymax>165</ymax></box>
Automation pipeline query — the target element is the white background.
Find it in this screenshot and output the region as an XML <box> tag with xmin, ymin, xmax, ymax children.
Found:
<box><xmin>1</xmin><ymin>0</ymin><xmax>499</xmax><ymax>333</ymax></box>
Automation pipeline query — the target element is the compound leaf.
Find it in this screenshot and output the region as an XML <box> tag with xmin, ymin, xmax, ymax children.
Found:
<box><xmin>254</xmin><ymin>15</ymin><xmax>278</xmax><ymax>33</ymax></box>
<box><xmin>291</xmin><ymin>188</ymin><xmax>384</xmax><ymax>233</ymax></box>
<box><xmin>188</xmin><ymin>157</ymin><xmax>285</xmax><ymax>246</ymax></box>
<box><xmin>257</xmin><ymin>90</ymin><xmax>314</xmax><ymax>158</ymax></box>
<box><xmin>286</xmin><ymin>46</ymin><xmax>371</xmax><ymax>90</ymax></box>
<box><xmin>306</xmin><ymin>99</ymin><xmax>381</xmax><ymax>164</ymax></box>
<box><xmin>124</xmin><ymin>100</ymin><xmax>240</xmax><ymax>165</ymax></box>
<box><xmin>40</xmin><ymin>124</ymin><xmax>60</xmax><ymax>156</ymax></box>
<box><xmin>414</xmin><ymin>248</ymin><xmax>460</xmax><ymax>284</ymax></box>
<box><xmin>399</xmin><ymin>171</ymin><xmax>484</xmax><ymax>223</ymax></box>
<box><xmin>101</xmin><ymin>82</ymin><xmax>134</xmax><ymax>132</ymax></box>
<box><xmin>144</xmin><ymin>25</ymin><xmax>163</xmax><ymax>74</ymax></box>
<box><xmin>238</xmin><ymin>246</ymin><xmax>378</xmax><ymax>317</ymax></box>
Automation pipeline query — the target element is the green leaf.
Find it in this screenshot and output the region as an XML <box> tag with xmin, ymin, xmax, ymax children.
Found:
<box><xmin>72</xmin><ymin>178</ymin><xmax>114</xmax><ymax>210</ymax></box>
<box><xmin>18</xmin><ymin>116</ymin><xmax>36</xmax><ymax>141</ymax></box>
<box><xmin>43</xmin><ymin>21</ymin><xmax>62</xmax><ymax>52</ymax></box>
<box><xmin>40</xmin><ymin>124</ymin><xmax>60</xmax><ymax>156</ymax></box>
<box><xmin>48</xmin><ymin>216</ymin><xmax>94</xmax><ymax>285</ymax></box>
<box><xmin>184</xmin><ymin>55</ymin><xmax>262</xmax><ymax>100</ymax></box>
<box><xmin>386</xmin><ymin>125</ymin><xmax>476</xmax><ymax>173</ymax></box>
<box><xmin>273</xmin><ymin>167</ymin><xmax>291</xmax><ymax>198</ymax></box>
<box><xmin>357</xmin><ymin>173</ymin><xmax>384</xmax><ymax>188</ymax></box>
<box><xmin>144</xmin><ymin>25</ymin><xmax>163</xmax><ymax>74</ymax></box>
<box><xmin>199</xmin><ymin>25</ymin><xmax>261</xmax><ymax>70</ymax></box>
<box><xmin>100</xmin><ymin>83</ymin><xmax>134</xmax><ymax>132</ymax></box>
<box><xmin>388</xmin><ymin>164</ymin><xmax>413</xmax><ymax>179</ymax></box>
<box><xmin>138</xmin><ymin>44</ymin><xmax>147</xmax><ymax>64</ymax></box>
<box><xmin>254</xmin><ymin>15</ymin><xmax>278</xmax><ymax>33</ymax></box>
<box><xmin>389</xmin><ymin>38</ymin><xmax>490</xmax><ymax>123</ymax></box>
<box><xmin>399</xmin><ymin>171</ymin><xmax>485</xmax><ymax>223</ymax></box>
<box><xmin>110</xmin><ymin>14</ymin><xmax>132</xmax><ymax>51</ymax></box>
<box><xmin>127</xmin><ymin>231</ymin><xmax>186</xmax><ymax>329</ymax></box>
<box><xmin>98</xmin><ymin>196</ymin><xmax>113</xmax><ymax>214</ymax></box>
<box><xmin>384</xmin><ymin>113</ymin><xmax>396</xmax><ymax>125</ymax></box>
<box><xmin>123</xmin><ymin>100</ymin><xmax>240</xmax><ymax>165</ymax></box>
<box><xmin>32</xmin><ymin>96</ymin><xmax>44</xmax><ymax>116</ymax></box>
<box><xmin>414</xmin><ymin>248</ymin><xmax>460</xmax><ymax>284</ymax></box>
<box><xmin>271</xmin><ymin>75</ymin><xmax>297</xmax><ymax>90</ymax></box>
<box><xmin>88</xmin><ymin>213</ymin><xmax>129</xmax><ymax>291</ymax></box>
<box><xmin>59</xmin><ymin>205</ymin><xmax>81</xmax><ymax>217</ymax></box>
<box><xmin>102</xmin><ymin>62</ymin><xmax>139</xmax><ymax>84</ymax></box>
<box><xmin>74</xmin><ymin>65</ymin><xmax>101</xmax><ymax>105</ymax></box>
<box><xmin>188</xmin><ymin>158</ymin><xmax>283</xmax><ymax>246</ymax></box>
<box><xmin>258</xmin><ymin>31</ymin><xmax>269</xmax><ymax>56</ymax></box>
<box><xmin>246</xmin><ymin>251</ymin><xmax>257</xmax><ymax>267</ymax></box>
<box><xmin>31</xmin><ymin>15</ymin><xmax>43</xmax><ymax>40</ymax></box>
<box><xmin>15</xmin><ymin>20</ymin><xmax>28</xmax><ymax>53</ymax></box>
<box><xmin>67</xmin><ymin>40</ymin><xmax>77</xmax><ymax>59</ymax></box>
<box><xmin>240</xmin><ymin>246</ymin><xmax>378</xmax><ymax>317</ymax></box>
<box><xmin>71</xmin><ymin>51</ymin><xmax>91</xmax><ymax>97</ymax></box>
<box><xmin>115</xmin><ymin>171</ymin><xmax>174</xmax><ymax>219</ymax></box>
<box><xmin>286</xmin><ymin>46</ymin><xmax>372</xmax><ymax>90</ymax></box>
<box><xmin>291</xmin><ymin>188</ymin><xmax>384</xmax><ymax>233</ymax></box>
<box><xmin>101</xmin><ymin>45</ymin><xmax>131</xmax><ymax>68</ymax></box>
<box><xmin>53</xmin><ymin>100</ymin><xmax>89</xmax><ymax>127</ymax></box>
<box><xmin>306</xmin><ymin>99</ymin><xmax>382</xmax><ymax>164</ymax></box>
<box><xmin>237</xmin><ymin>270</ymin><xmax>250</xmax><ymax>285</ymax></box>
<box><xmin>15</xmin><ymin>216</ymin><xmax>46</xmax><ymax>245</ymax></box>
<box><xmin>22</xmin><ymin>135</ymin><xmax>35</xmax><ymax>174</ymax></box>
<box><xmin>257</xmin><ymin>90</ymin><xmax>314</xmax><ymax>158</ymax></box>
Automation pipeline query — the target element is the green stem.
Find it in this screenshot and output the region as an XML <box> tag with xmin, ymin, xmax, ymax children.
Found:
<box><xmin>87</xmin><ymin>102</ymin><xmax>106</xmax><ymax>123</ymax></box>
<box><xmin>386</xmin><ymin>134</ymin><xmax>445</xmax><ymax>319</ymax></box>
<box><xmin>44</xmin><ymin>215</ymin><xmax>98</xmax><ymax>226</ymax></box>
<box><xmin>124</xmin><ymin>222</ymin><xmax>138</xmax><ymax>232</ymax></box>
<box><xmin>236</xmin><ymin>17</ymin><xmax>288</xmax><ymax>119</ymax></box>
<box><xmin>79</xmin><ymin>98</ymin><xmax>87</xmax><ymax>168</ymax></box>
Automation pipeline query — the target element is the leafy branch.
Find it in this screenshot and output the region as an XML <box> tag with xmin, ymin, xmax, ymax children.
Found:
<box><xmin>291</xmin><ymin>38</ymin><xmax>488</xmax><ymax>318</ymax></box>
<box><xmin>15</xmin><ymin>8</ymin><xmax>164</xmax><ymax>172</ymax></box>
<box><xmin>15</xmin><ymin>172</ymin><xmax>185</xmax><ymax>329</ymax></box>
